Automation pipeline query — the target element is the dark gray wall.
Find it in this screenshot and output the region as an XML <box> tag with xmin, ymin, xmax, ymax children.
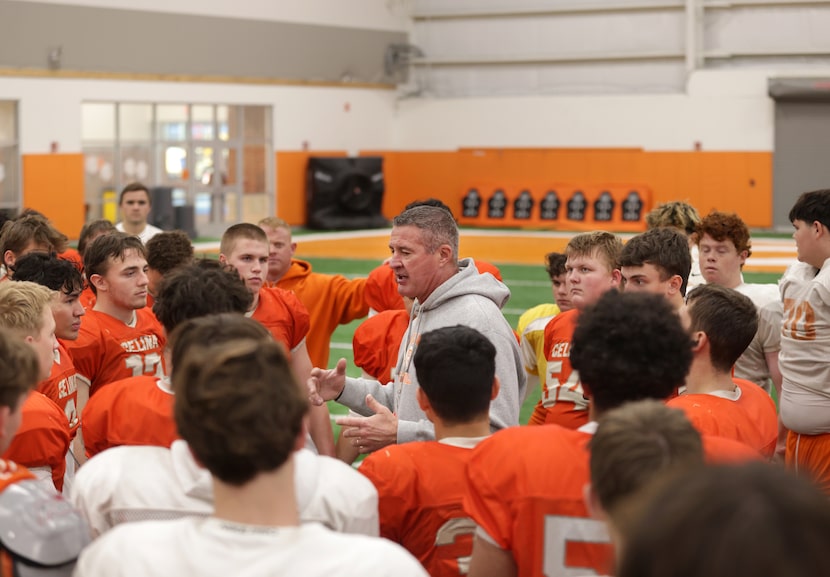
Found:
<box><xmin>0</xmin><ymin>0</ymin><xmax>405</xmax><ymax>84</ymax></box>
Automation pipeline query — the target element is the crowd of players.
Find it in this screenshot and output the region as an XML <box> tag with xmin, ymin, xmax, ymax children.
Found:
<box><xmin>0</xmin><ymin>182</ymin><xmax>828</xmax><ymax>575</ymax></box>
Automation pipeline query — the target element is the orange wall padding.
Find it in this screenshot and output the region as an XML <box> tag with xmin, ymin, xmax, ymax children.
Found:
<box><xmin>274</xmin><ymin>148</ymin><xmax>773</xmax><ymax>228</ymax></box>
<box><xmin>22</xmin><ymin>154</ymin><xmax>85</xmax><ymax>238</ymax></box>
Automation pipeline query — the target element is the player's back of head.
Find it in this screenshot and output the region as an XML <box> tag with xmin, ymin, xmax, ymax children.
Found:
<box><xmin>645</xmin><ymin>201</ymin><xmax>701</xmax><ymax>236</ymax></box>
<box><xmin>145</xmin><ymin>230</ymin><xmax>194</xmax><ymax>275</ymax></box>
<box><xmin>413</xmin><ymin>325</ymin><xmax>496</xmax><ymax>425</ymax></box>
<box><xmin>0</xmin><ymin>328</ymin><xmax>40</xmax><ymax>411</ymax></box>
<box><xmin>589</xmin><ymin>400</ymin><xmax>703</xmax><ymax>518</ymax></box>
<box><xmin>684</xmin><ymin>284</ymin><xmax>757</xmax><ymax>372</ymax></box>
<box><xmin>172</xmin><ymin>320</ymin><xmax>308</xmax><ymax>486</ymax></box>
<box><xmin>152</xmin><ymin>264</ymin><xmax>252</xmax><ymax>335</ymax></box>
<box><xmin>570</xmin><ymin>291</ymin><xmax>692</xmax><ymax>413</ymax></box>
<box><xmin>618</xmin><ymin>463</ymin><xmax>830</xmax><ymax>577</ymax></box>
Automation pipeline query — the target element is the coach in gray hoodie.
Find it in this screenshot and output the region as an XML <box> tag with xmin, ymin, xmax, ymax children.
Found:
<box><xmin>308</xmin><ymin>205</ymin><xmax>526</xmax><ymax>453</ymax></box>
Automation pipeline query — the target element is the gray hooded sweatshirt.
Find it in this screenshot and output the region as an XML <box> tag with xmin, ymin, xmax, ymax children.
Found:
<box><xmin>338</xmin><ymin>258</ymin><xmax>526</xmax><ymax>444</ymax></box>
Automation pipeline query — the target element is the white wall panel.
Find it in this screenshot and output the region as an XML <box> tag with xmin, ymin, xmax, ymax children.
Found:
<box><xmin>10</xmin><ymin>0</ymin><xmax>411</xmax><ymax>31</ymax></box>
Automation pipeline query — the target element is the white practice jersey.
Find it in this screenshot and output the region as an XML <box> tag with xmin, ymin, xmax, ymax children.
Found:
<box><xmin>71</xmin><ymin>442</ymin><xmax>378</xmax><ymax>537</ymax></box>
<box><xmin>779</xmin><ymin>260</ymin><xmax>830</xmax><ymax>433</ymax></box>
<box><xmin>734</xmin><ymin>282</ymin><xmax>782</xmax><ymax>393</ymax></box>
<box><xmin>74</xmin><ymin>518</ymin><xmax>427</xmax><ymax>577</ymax></box>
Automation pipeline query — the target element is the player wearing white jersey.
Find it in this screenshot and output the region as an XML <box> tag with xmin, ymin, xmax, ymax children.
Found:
<box><xmin>779</xmin><ymin>189</ymin><xmax>830</xmax><ymax>492</ymax></box>
<box><xmin>72</xmin><ymin>443</ymin><xmax>379</xmax><ymax>538</ymax></box>
<box><xmin>76</xmin><ymin>316</ymin><xmax>424</xmax><ymax>577</ymax></box>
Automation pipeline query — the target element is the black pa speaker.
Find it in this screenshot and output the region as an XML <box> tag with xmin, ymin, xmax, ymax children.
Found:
<box><xmin>306</xmin><ymin>157</ymin><xmax>388</xmax><ymax>230</ymax></box>
<box><xmin>149</xmin><ymin>187</ymin><xmax>175</xmax><ymax>231</ymax></box>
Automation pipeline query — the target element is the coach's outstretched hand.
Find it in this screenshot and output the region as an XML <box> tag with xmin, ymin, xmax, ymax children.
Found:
<box><xmin>308</xmin><ymin>358</ymin><xmax>348</xmax><ymax>406</ymax></box>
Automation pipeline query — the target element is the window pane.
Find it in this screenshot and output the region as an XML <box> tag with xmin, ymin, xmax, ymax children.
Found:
<box><xmin>83</xmin><ymin>147</ymin><xmax>116</xmax><ymax>220</ymax></box>
<box><xmin>0</xmin><ymin>146</ymin><xmax>19</xmax><ymax>210</ymax></box>
<box><xmin>162</xmin><ymin>146</ymin><xmax>187</xmax><ymax>181</ymax></box>
<box><xmin>217</xmin><ymin>105</ymin><xmax>230</xmax><ymax>141</ymax></box>
<box><xmin>191</xmin><ymin>105</ymin><xmax>214</xmax><ymax>141</ymax></box>
<box><xmin>82</xmin><ymin>103</ymin><xmax>116</xmax><ymax>142</ymax></box>
<box><xmin>242</xmin><ymin>106</ymin><xmax>268</xmax><ymax>141</ymax></box>
<box><xmin>242</xmin><ymin>145</ymin><xmax>266</xmax><ymax>193</ymax></box>
<box><xmin>119</xmin><ymin>104</ymin><xmax>153</xmax><ymax>141</ymax></box>
<box><xmin>193</xmin><ymin>146</ymin><xmax>215</xmax><ymax>184</ymax></box>
<box><xmin>156</xmin><ymin>104</ymin><xmax>188</xmax><ymax>141</ymax></box>
<box><xmin>0</xmin><ymin>101</ymin><xmax>17</xmax><ymax>144</ymax></box>
<box><xmin>121</xmin><ymin>145</ymin><xmax>152</xmax><ymax>183</ymax></box>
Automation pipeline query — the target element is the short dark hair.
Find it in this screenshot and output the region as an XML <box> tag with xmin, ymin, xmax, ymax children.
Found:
<box><xmin>77</xmin><ymin>219</ymin><xmax>117</xmax><ymax>256</ymax></box>
<box><xmin>589</xmin><ymin>400</ymin><xmax>703</xmax><ymax>516</ymax></box>
<box><xmin>172</xmin><ymin>317</ymin><xmax>307</xmax><ymax>486</ymax></box>
<box><xmin>220</xmin><ymin>223</ymin><xmax>267</xmax><ymax>256</ymax></box>
<box><xmin>545</xmin><ymin>252</ymin><xmax>567</xmax><ymax>280</ymax></box>
<box><xmin>695</xmin><ymin>212</ymin><xmax>752</xmax><ymax>259</ymax></box>
<box><xmin>11</xmin><ymin>252</ymin><xmax>84</xmax><ymax>296</ymax></box>
<box><xmin>404</xmin><ymin>198</ymin><xmax>455</xmax><ymax>218</ymax></box>
<box><xmin>413</xmin><ymin>325</ymin><xmax>496</xmax><ymax>424</ymax></box>
<box><xmin>146</xmin><ymin>230</ymin><xmax>194</xmax><ymax>275</ymax></box>
<box><xmin>0</xmin><ymin>213</ymin><xmax>68</xmax><ymax>262</ymax></box>
<box><xmin>618</xmin><ymin>463</ymin><xmax>830</xmax><ymax>577</ymax></box>
<box><xmin>570</xmin><ymin>291</ymin><xmax>692</xmax><ymax>413</ymax></box>
<box><xmin>620</xmin><ymin>227</ymin><xmax>692</xmax><ymax>295</ymax></box>
<box><xmin>119</xmin><ymin>182</ymin><xmax>151</xmax><ymax>205</ymax></box>
<box><xmin>789</xmin><ymin>189</ymin><xmax>830</xmax><ymax>231</ymax></box>
<box><xmin>685</xmin><ymin>284</ymin><xmax>758</xmax><ymax>372</ymax></box>
<box><xmin>83</xmin><ymin>232</ymin><xmax>146</xmax><ymax>295</ymax></box>
<box><xmin>152</xmin><ymin>264</ymin><xmax>252</xmax><ymax>335</ymax></box>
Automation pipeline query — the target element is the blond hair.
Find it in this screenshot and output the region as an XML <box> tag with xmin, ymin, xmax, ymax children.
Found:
<box><xmin>0</xmin><ymin>281</ymin><xmax>54</xmax><ymax>337</ymax></box>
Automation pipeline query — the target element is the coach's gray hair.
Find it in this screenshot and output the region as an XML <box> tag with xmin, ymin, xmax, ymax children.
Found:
<box><xmin>393</xmin><ymin>206</ymin><xmax>459</xmax><ymax>260</ymax></box>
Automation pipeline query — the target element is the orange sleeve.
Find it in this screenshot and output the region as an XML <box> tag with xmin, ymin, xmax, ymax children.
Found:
<box><xmin>353</xmin><ymin>311</ymin><xmax>409</xmax><ymax>383</ymax></box>
<box><xmin>365</xmin><ymin>265</ymin><xmax>405</xmax><ymax>312</ymax></box>
<box><xmin>2</xmin><ymin>393</ymin><xmax>70</xmax><ymax>492</ymax></box>
<box><xmin>328</xmin><ymin>275</ymin><xmax>370</xmax><ymax>325</ymax></box>
<box><xmin>284</xmin><ymin>290</ymin><xmax>311</xmax><ymax>349</ymax></box>
<box><xmin>702</xmin><ymin>434</ymin><xmax>765</xmax><ymax>463</ymax></box>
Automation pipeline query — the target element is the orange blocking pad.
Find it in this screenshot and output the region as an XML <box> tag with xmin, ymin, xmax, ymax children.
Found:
<box><xmin>458</xmin><ymin>183</ymin><xmax>652</xmax><ymax>232</ymax></box>
<box><xmin>22</xmin><ymin>154</ymin><xmax>85</xmax><ymax>239</ymax></box>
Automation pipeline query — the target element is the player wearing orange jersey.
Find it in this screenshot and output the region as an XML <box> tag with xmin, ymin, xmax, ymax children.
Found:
<box><xmin>258</xmin><ymin>217</ymin><xmax>369</xmax><ymax>368</ymax></box>
<box><xmin>352</xmin><ymin>306</ymin><xmax>411</xmax><ymax>384</ymax></box>
<box><xmin>81</xmin><ymin>263</ymin><xmax>252</xmax><ymax>458</ymax></box>
<box><xmin>12</xmin><ymin>253</ymin><xmax>85</xmax><ymax>439</ymax></box>
<box><xmin>465</xmin><ymin>291</ymin><xmax>693</xmax><ymax>577</ymax></box>
<box><xmin>530</xmin><ymin>232</ymin><xmax>623</xmax><ymax>428</ymax></box>
<box><xmin>220</xmin><ymin>224</ymin><xmax>333</xmax><ymax>456</ymax></box>
<box><xmin>0</xmin><ymin>331</ymin><xmax>88</xmax><ymax>574</ymax></box>
<box><xmin>667</xmin><ymin>284</ymin><xmax>777</xmax><ymax>458</ymax></box>
<box><xmin>0</xmin><ymin>212</ymin><xmax>67</xmax><ymax>281</ymax></box>
<box><xmin>65</xmin><ymin>234</ymin><xmax>165</xmax><ymax>400</ymax></box>
<box><xmin>76</xmin><ymin>219</ymin><xmax>118</xmax><ymax>311</ymax></box>
<box><xmin>0</xmin><ymin>281</ymin><xmax>70</xmax><ymax>492</ymax></box>
<box><xmin>360</xmin><ymin>326</ymin><xmax>498</xmax><ymax>577</ymax></box>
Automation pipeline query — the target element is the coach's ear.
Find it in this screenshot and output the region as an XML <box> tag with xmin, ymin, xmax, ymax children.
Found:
<box><xmin>490</xmin><ymin>377</ymin><xmax>501</xmax><ymax>400</ymax></box>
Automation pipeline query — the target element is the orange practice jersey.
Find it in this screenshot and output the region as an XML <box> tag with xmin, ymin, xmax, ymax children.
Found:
<box><xmin>3</xmin><ymin>392</ymin><xmax>70</xmax><ymax>492</ymax></box>
<box><xmin>464</xmin><ymin>425</ymin><xmax>612</xmax><ymax>577</ymax></box>
<box><xmin>264</xmin><ymin>259</ymin><xmax>369</xmax><ymax>368</ymax></box>
<box><xmin>63</xmin><ymin>308</ymin><xmax>165</xmax><ymax>396</ymax></box>
<box><xmin>81</xmin><ymin>375</ymin><xmax>177</xmax><ymax>458</ymax></box>
<box><xmin>250</xmin><ymin>287</ymin><xmax>310</xmax><ymax>354</ymax></box>
<box><xmin>529</xmin><ymin>309</ymin><xmax>589</xmax><ymax>429</ymax></box>
<box><xmin>734</xmin><ymin>378</ymin><xmax>778</xmax><ymax>458</ymax></box>
<box><xmin>361</xmin><ymin>440</ymin><xmax>481</xmax><ymax>577</ymax></box>
<box><xmin>39</xmin><ymin>343</ymin><xmax>80</xmax><ymax>437</ymax></box>
<box><xmin>364</xmin><ymin>260</ymin><xmax>503</xmax><ymax>313</ymax></box>
<box><xmin>667</xmin><ymin>391</ymin><xmax>772</xmax><ymax>458</ymax></box>
<box><xmin>702</xmin><ymin>434</ymin><xmax>765</xmax><ymax>463</ymax></box>
<box><xmin>79</xmin><ymin>286</ymin><xmax>96</xmax><ymax>310</ymax></box>
<box><xmin>352</xmin><ymin>310</ymin><xmax>410</xmax><ymax>383</ymax></box>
